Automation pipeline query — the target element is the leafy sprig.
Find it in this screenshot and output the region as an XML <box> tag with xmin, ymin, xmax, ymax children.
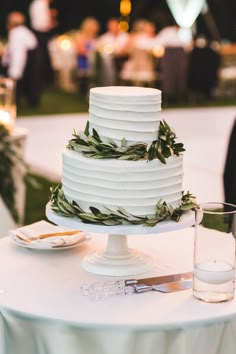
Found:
<box><xmin>0</xmin><ymin>124</ymin><xmax>28</xmax><ymax>222</ymax></box>
<box><xmin>147</xmin><ymin>120</ymin><xmax>185</xmax><ymax>163</ymax></box>
<box><xmin>67</xmin><ymin>121</ymin><xmax>147</xmax><ymax>161</ymax></box>
<box><xmin>0</xmin><ymin>124</ymin><xmax>34</xmax><ymax>222</ymax></box>
<box><xmin>67</xmin><ymin>120</ymin><xmax>185</xmax><ymax>164</ymax></box>
<box><xmin>50</xmin><ymin>185</ymin><xmax>197</xmax><ymax>227</ymax></box>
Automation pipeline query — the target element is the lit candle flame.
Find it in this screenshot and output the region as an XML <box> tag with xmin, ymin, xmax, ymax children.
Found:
<box><xmin>0</xmin><ymin>110</ymin><xmax>13</xmax><ymax>131</ymax></box>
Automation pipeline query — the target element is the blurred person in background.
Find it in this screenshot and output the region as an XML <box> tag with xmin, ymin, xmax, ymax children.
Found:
<box><xmin>29</xmin><ymin>0</ymin><xmax>58</xmax><ymax>87</ymax></box>
<box><xmin>1</xmin><ymin>11</ymin><xmax>40</xmax><ymax>107</ymax></box>
<box><xmin>120</xmin><ymin>20</ymin><xmax>157</xmax><ymax>86</ymax></box>
<box><xmin>75</xmin><ymin>17</ymin><xmax>100</xmax><ymax>95</ymax></box>
<box><xmin>126</xmin><ymin>19</ymin><xmax>156</xmax><ymax>51</ymax></box>
<box><xmin>97</xmin><ymin>18</ymin><xmax>129</xmax><ymax>80</ymax></box>
<box><xmin>154</xmin><ymin>23</ymin><xmax>188</xmax><ymax>48</ymax></box>
<box><xmin>145</xmin><ymin>21</ymin><xmax>156</xmax><ymax>40</ymax></box>
<box><xmin>188</xmin><ymin>36</ymin><xmax>221</xmax><ymax>100</ymax></box>
<box><xmin>154</xmin><ymin>21</ymin><xmax>189</xmax><ymax>102</ymax></box>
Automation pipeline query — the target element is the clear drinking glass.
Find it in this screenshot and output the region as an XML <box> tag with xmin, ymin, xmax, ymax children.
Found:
<box><xmin>0</xmin><ymin>76</ymin><xmax>16</xmax><ymax>131</ymax></box>
<box><xmin>194</xmin><ymin>202</ymin><xmax>236</xmax><ymax>303</ymax></box>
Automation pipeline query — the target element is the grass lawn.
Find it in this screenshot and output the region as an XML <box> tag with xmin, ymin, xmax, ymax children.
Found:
<box><xmin>24</xmin><ymin>173</ymin><xmax>59</xmax><ymax>225</ymax></box>
<box><xmin>18</xmin><ymin>88</ymin><xmax>88</xmax><ymax>117</ymax></box>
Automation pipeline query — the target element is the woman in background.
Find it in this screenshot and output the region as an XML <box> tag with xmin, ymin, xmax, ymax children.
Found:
<box><xmin>75</xmin><ymin>17</ymin><xmax>100</xmax><ymax>95</ymax></box>
<box><xmin>120</xmin><ymin>20</ymin><xmax>156</xmax><ymax>86</ymax></box>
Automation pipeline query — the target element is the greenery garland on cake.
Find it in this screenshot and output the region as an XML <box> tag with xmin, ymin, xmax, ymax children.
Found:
<box><xmin>50</xmin><ymin>119</ymin><xmax>196</xmax><ymax>226</ymax></box>
<box><xmin>50</xmin><ymin>185</ymin><xmax>197</xmax><ymax>227</ymax></box>
<box><xmin>67</xmin><ymin>120</ymin><xmax>185</xmax><ymax>164</ymax></box>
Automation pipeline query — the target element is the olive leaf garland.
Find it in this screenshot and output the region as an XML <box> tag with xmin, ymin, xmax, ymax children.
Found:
<box><xmin>57</xmin><ymin>120</ymin><xmax>192</xmax><ymax>226</ymax></box>
<box><xmin>147</xmin><ymin>120</ymin><xmax>185</xmax><ymax>163</ymax></box>
<box><xmin>50</xmin><ymin>185</ymin><xmax>197</xmax><ymax>227</ymax></box>
<box><xmin>67</xmin><ymin>120</ymin><xmax>185</xmax><ymax>164</ymax></box>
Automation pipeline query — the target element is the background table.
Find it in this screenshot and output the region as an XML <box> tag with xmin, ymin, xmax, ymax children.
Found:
<box><xmin>0</xmin><ymin>228</ymin><xmax>236</xmax><ymax>354</ymax></box>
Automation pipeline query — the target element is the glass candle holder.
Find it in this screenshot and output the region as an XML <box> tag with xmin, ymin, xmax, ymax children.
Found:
<box><xmin>194</xmin><ymin>202</ymin><xmax>236</xmax><ymax>303</ymax></box>
<box><xmin>0</xmin><ymin>77</ymin><xmax>16</xmax><ymax>131</ymax></box>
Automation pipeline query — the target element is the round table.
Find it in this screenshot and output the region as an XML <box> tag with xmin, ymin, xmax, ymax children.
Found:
<box><xmin>0</xmin><ymin>228</ymin><xmax>236</xmax><ymax>354</ymax></box>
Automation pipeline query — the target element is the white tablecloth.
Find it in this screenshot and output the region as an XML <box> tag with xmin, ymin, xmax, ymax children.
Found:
<box><xmin>0</xmin><ymin>228</ymin><xmax>236</xmax><ymax>354</ymax></box>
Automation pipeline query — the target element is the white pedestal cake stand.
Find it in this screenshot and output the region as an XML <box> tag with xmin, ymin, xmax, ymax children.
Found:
<box><xmin>46</xmin><ymin>203</ymin><xmax>195</xmax><ymax>276</ymax></box>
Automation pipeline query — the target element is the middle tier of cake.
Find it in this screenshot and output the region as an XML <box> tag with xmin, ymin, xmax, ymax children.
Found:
<box><xmin>62</xmin><ymin>149</ymin><xmax>183</xmax><ymax>217</ymax></box>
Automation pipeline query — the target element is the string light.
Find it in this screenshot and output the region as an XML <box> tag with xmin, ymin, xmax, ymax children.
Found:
<box><xmin>152</xmin><ymin>45</ymin><xmax>165</xmax><ymax>58</ymax></box>
<box><xmin>120</xmin><ymin>0</ymin><xmax>131</xmax><ymax>15</ymax></box>
<box><xmin>57</xmin><ymin>35</ymin><xmax>72</xmax><ymax>51</ymax></box>
<box><xmin>119</xmin><ymin>20</ymin><xmax>129</xmax><ymax>32</ymax></box>
<box><xmin>119</xmin><ymin>0</ymin><xmax>131</xmax><ymax>32</ymax></box>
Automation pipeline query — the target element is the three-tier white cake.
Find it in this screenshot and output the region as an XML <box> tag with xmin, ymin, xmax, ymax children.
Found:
<box><xmin>62</xmin><ymin>86</ymin><xmax>183</xmax><ymax>217</ymax></box>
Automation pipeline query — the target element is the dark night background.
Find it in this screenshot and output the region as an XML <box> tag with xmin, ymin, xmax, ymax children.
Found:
<box><xmin>0</xmin><ymin>0</ymin><xmax>235</xmax><ymax>40</ymax></box>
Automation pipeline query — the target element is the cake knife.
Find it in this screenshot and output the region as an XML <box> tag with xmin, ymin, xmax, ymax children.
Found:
<box><xmin>133</xmin><ymin>279</ymin><xmax>192</xmax><ymax>293</ymax></box>
<box><xmin>124</xmin><ymin>271</ymin><xmax>192</xmax><ymax>286</ymax></box>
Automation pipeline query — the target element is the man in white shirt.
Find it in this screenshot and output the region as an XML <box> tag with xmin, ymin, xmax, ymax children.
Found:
<box><xmin>154</xmin><ymin>25</ymin><xmax>187</xmax><ymax>48</ymax></box>
<box><xmin>154</xmin><ymin>24</ymin><xmax>189</xmax><ymax>101</ymax></box>
<box><xmin>98</xmin><ymin>18</ymin><xmax>129</xmax><ymax>56</ymax></box>
<box><xmin>1</xmin><ymin>12</ymin><xmax>40</xmax><ymax>106</ymax></box>
<box><xmin>29</xmin><ymin>0</ymin><xmax>56</xmax><ymax>86</ymax></box>
<box><xmin>29</xmin><ymin>0</ymin><xmax>53</xmax><ymax>33</ymax></box>
<box><xmin>97</xmin><ymin>18</ymin><xmax>129</xmax><ymax>84</ymax></box>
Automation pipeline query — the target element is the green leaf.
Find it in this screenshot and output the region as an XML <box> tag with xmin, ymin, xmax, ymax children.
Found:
<box><xmin>156</xmin><ymin>150</ymin><xmax>166</xmax><ymax>164</ymax></box>
<box><xmin>92</xmin><ymin>128</ymin><xmax>102</xmax><ymax>143</ymax></box>
<box><xmin>84</xmin><ymin>121</ymin><xmax>90</xmax><ymax>136</ymax></box>
<box><xmin>102</xmin><ymin>219</ymin><xmax>122</xmax><ymax>226</ymax></box>
<box><xmin>78</xmin><ymin>213</ymin><xmax>102</xmax><ymax>223</ymax></box>
<box><xmin>121</xmin><ymin>138</ymin><xmax>127</xmax><ymax>148</ymax></box>
<box><xmin>144</xmin><ymin>218</ymin><xmax>159</xmax><ymax>226</ymax></box>
<box><xmin>90</xmin><ymin>206</ymin><xmax>102</xmax><ymax>215</ymax></box>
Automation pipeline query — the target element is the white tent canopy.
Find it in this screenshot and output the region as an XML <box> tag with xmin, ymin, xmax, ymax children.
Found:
<box><xmin>166</xmin><ymin>0</ymin><xmax>206</xmax><ymax>28</ymax></box>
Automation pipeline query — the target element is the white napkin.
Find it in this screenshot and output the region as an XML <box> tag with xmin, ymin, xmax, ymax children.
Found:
<box><xmin>9</xmin><ymin>220</ymin><xmax>87</xmax><ymax>248</ymax></box>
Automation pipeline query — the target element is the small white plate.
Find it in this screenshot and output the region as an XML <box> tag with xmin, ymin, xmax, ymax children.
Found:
<box><xmin>10</xmin><ymin>233</ymin><xmax>91</xmax><ymax>251</ymax></box>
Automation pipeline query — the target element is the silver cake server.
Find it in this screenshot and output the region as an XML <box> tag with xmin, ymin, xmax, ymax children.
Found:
<box><xmin>133</xmin><ymin>279</ymin><xmax>193</xmax><ymax>294</ymax></box>
<box><xmin>125</xmin><ymin>271</ymin><xmax>192</xmax><ymax>286</ymax></box>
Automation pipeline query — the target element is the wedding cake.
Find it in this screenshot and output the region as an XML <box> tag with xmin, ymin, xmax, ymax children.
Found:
<box><xmin>61</xmin><ymin>86</ymin><xmax>183</xmax><ymax>218</ymax></box>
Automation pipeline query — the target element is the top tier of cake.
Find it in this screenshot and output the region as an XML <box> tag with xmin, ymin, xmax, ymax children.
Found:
<box><xmin>89</xmin><ymin>86</ymin><xmax>162</xmax><ymax>145</ymax></box>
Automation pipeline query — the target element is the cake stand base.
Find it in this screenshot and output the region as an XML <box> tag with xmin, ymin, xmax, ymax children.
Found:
<box><xmin>46</xmin><ymin>203</ymin><xmax>195</xmax><ymax>276</ymax></box>
<box><xmin>81</xmin><ymin>234</ymin><xmax>152</xmax><ymax>276</ymax></box>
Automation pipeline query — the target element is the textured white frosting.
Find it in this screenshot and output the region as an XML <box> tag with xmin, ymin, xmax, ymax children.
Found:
<box><xmin>62</xmin><ymin>149</ymin><xmax>183</xmax><ymax>216</ymax></box>
<box><xmin>62</xmin><ymin>86</ymin><xmax>184</xmax><ymax>217</ymax></box>
<box><xmin>89</xmin><ymin>86</ymin><xmax>162</xmax><ymax>145</ymax></box>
